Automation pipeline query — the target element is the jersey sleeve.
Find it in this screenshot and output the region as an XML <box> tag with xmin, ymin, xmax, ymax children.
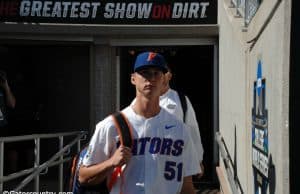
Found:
<box><xmin>185</xmin><ymin>96</ymin><xmax>204</xmax><ymax>163</ymax></box>
<box><xmin>82</xmin><ymin>117</ymin><xmax>117</xmax><ymax>167</ymax></box>
<box><xmin>182</xmin><ymin>124</ymin><xmax>201</xmax><ymax>177</ymax></box>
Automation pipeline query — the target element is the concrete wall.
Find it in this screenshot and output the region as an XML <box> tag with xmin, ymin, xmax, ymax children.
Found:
<box><xmin>218</xmin><ymin>0</ymin><xmax>249</xmax><ymax>193</ymax></box>
<box><xmin>247</xmin><ymin>1</ymin><xmax>291</xmax><ymax>193</ymax></box>
<box><xmin>218</xmin><ymin>0</ymin><xmax>291</xmax><ymax>193</ymax></box>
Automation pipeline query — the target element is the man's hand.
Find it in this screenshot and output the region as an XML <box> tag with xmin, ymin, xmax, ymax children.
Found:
<box><xmin>110</xmin><ymin>145</ymin><xmax>132</xmax><ymax>167</ymax></box>
<box><xmin>180</xmin><ymin>176</ymin><xmax>196</xmax><ymax>194</ymax></box>
<box><xmin>197</xmin><ymin>162</ymin><xmax>205</xmax><ymax>179</ymax></box>
<box><xmin>79</xmin><ymin>145</ymin><xmax>132</xmax><ymax>185</ymax></box>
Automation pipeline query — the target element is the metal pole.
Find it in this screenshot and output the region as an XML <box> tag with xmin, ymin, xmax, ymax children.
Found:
<box><xmin>116</xmin><ymin>48</ymin><xmax>121</xmax><ymax>110</ymax></box>
<box><xmin>34</xmin><ymin>138</ymin><xmax>40</xmax><ymax>192</ymax></box>
<box><xmin>213</xmin><ymin>43</ymin><xmax>219</xmax><ymax>182</ymax></box>
<box><xmin>0</xmin><ymin>141</ymin><xmax>4</xmax><ymax>193</ymax></box>
<box><xmin>244</xmin><ymin>0</ymin><xmax>249</xmax><ymax>26</ymax></box>
<box><xmin>77</xmin><ymin>140</ymin><xmax>81</xmax><ymax>153</ymax></box>
<box><xmin>59</xmin><ymin>136</ymin><xmax>63</xmax><ymax>191</ymax></box>
<box><xmin>236</xmin><ymin>0</ymin><xmax>240</xmax><ymax>16</ymax></box>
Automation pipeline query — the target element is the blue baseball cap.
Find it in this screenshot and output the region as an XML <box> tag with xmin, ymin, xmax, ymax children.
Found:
<box><xmin>134</xmin><ymin>52</ymin><xmax>168</xmax><ymax>73</ymax></box>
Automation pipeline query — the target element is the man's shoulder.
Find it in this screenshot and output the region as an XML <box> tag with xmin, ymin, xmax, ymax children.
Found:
<box><xmin>161</xmin><ymin>108</ymin><xmax>185</xmax><ymax>126</ymax></box>
<box><xmin>94</xmin><ymin>114</ymin><xmax>118</xmax><ymax>135</ymax></box>
<box><xmin>167</xmin><ymin>88</ymin><xmax>179</xmax><ymax>97</ymax></box>
<box><xmin>95</xmin><ymin>107</ymin><xmax>132</xmax><ymax>131</ymax></box>
<box><xmin>167</xmin><ymin>88</ymin><xmax>189</xmax><ymax>104</ymax></box>
<box><xmin>121</xmin><ymin>106</ymin><xmax>132</xmax><ymax>115</ymax></box>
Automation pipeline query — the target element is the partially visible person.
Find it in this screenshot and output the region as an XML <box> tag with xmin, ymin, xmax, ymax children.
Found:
<box><xmin>0</xmin><ymin>70</ymin><xmax>17</xmax><ymax>174</ymax></box>
<box><xmin>160</xmin><ymin>66</ymin><xmax>205</xmax><ymax>178</ymax></box>
<box><xmin>79</xmin><ymin>51</ymin><xmax>200</xmax><ymax>194</ymax></box>
<box><xmin>0</xmin><ymin>70</ymin><xmax>16</xmax><ymax>127</ymax></box>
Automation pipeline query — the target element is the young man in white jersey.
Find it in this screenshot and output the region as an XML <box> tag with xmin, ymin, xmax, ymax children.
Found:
<box><xmin>79</xmin><ymin>52</ymin><xmax>200</xmax><ymax>194</ymax></box>
<box><xmin>131</xmin><ymin>65</ymin><xmax>205</xmax><ymax>178</ymax></box>
<box><xmin>161</xmin><ymin>67</ymin><xmax>205</xmax><ymax>178</ymax></box>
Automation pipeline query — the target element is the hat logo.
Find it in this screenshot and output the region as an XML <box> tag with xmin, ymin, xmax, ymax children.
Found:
<box><xmin>147</xmin><ymin>52</ymin><xmax>157</xmax><ymax>61</ymax></box>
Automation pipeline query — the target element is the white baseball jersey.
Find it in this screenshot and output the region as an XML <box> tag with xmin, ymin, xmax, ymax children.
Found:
<box><xmin>83</xmin><ymin>106</ymin><xmax>200</xmax><ymax>194</ymax></box>
<box><xmin>160</xmin><ymin>88</ymin><xmax>204</xmax><ymax>163</ymax></box>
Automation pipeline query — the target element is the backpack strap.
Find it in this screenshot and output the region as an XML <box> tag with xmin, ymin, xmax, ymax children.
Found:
<box><xmin>69</xmin><ymin>153</ymin><xmax>80</xmax><ymax>191</ymax></box>
<box><xmin>69</xmin><ymin>145</ymin><xmax>89</xmax><ymax>192</ymax></box>
<box><xmin>112</xmin><ymin>112</ymin><xmax>133</xmax><ymax>148</ymax></box>
<box><xmin>177</xmin><ymin>90</ymin><xmax>187</xmax><ymax>123</ymax></box>
<box><xmin>108</xmin><ymin>111</ymin><xmax>133</xmax><ymax>191</ymax></box>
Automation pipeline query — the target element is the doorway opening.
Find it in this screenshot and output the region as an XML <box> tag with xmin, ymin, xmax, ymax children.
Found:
<box><xmin>0</xmin><ymin>44</ymin><xmax>90</xmax><ymax>133</ymax></box>
<box><xmin>0</xmin><ymin>44</ymin><xmax>90</xmax><ymax>182</ymax></box>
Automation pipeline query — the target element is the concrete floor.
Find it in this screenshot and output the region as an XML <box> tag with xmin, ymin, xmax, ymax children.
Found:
<box><xmin>197</xmin><ymin>189</ymin><xmax>220</xmax><ymax>194</ymax></box>
<box><xmin>3</xmin><ymin>177</ymin><xmax>220</xmax><ymax>193</ymax></box>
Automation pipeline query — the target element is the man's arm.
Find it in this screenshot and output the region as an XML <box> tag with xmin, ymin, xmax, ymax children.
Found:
<box><xmin>199</xmin><ymin>162</ymin><xmax>205</xmax><ymax>178</ymax></box>
<box><xmin>1</xmin><ymin>79</ymin><xmax>16</xmax><ymax>108</ymax></box>
<box><xmin>180</xmin><ymin>176</ymin><xmax>196</xmax><ymax>194</ymax></box>
<box><xmin>185</xmin><ymin>96</ymin><xmax>204</xmax><ymax>177</ymax></box>
<box><xmin>79</xmin><ymin>145</ymin><xmax>131</xmax><ymax>185</ymax></box>
<box><xmin>79</xmin><ymin>157</ymin><xmax>114</xmax><ymax>185</ymax></box>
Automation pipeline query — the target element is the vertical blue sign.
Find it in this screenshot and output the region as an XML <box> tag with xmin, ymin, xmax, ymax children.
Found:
<box><xmin>252</xmin><ymin>60</ymin><xmax>269</xmax><ymax>194</ymax></box>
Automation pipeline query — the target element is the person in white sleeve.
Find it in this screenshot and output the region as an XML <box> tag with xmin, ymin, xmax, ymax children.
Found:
<box><xmin>79</xmin><ymin>51</ymin><xmax>200</xmax><ymax>194</ymax></box>
<box><xmin>160</xmin><ymin>67</ymin><xmax>205</xmax><ymax>178</ymax></box>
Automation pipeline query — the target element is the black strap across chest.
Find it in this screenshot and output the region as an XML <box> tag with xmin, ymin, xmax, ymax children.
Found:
<box><xmin>113</xmin><ymin>112</ymin><xmax>132</xmax><ymax>148</ymax></box>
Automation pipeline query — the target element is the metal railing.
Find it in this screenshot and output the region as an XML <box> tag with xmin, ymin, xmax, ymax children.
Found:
<box><xmin>215</xmin><ymin>132</ymin><xmax>244</xmax><ymax>194</ymax></box>
<box><xmin>0</xmin><ymin>131</ymin><xmax>88</xmax><ymax>192</ymax></box>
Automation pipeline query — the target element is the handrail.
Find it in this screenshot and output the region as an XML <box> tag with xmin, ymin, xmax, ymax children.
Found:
<box><xmin>14</xmin><ymin>132</ymin><xmax>86</xmax><ymax>191</ymax></box>
<box><xmin>0</xmin><ymin>131</ymin><xmax>88</xmax><ymax>192</ymax></box>
<box><xmin>0</xmin><ymin>131</ymin><xmax>86</xmax><ymax>142</ymax></box>
<box><xmin>215</xmin><ymin>132</ymin><xmax>244</xmax><ymax>194</ymax></box>
<box><xmin>216</xmin><ymin>166</ymin><xmax>231</xmax><ymax>194</ymax></box>
<box><xmin>1</xmin><ymin>157</ymin><xmax>71</xmax><ymax>183</ymax></box>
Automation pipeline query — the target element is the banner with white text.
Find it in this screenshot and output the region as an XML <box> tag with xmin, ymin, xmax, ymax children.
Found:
<box><xmin>0</xmin><ymin>0</ymin><xmax>217</xmax><ymax>24</ymax></box>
